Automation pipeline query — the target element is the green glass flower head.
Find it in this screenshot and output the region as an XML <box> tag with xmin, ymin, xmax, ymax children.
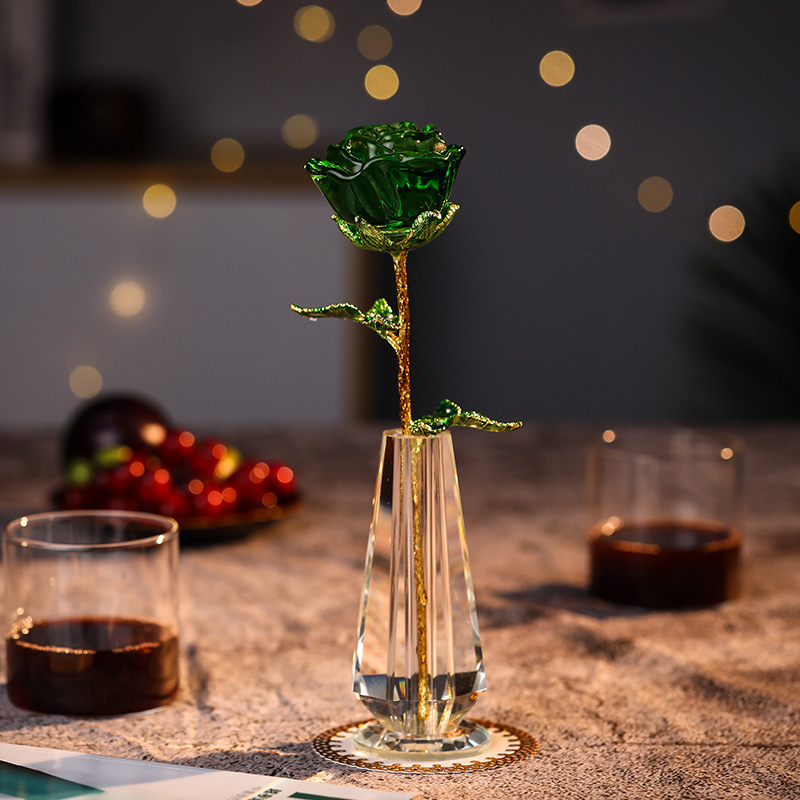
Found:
<box><xmin>305</xmin><ymin>122</ymin><xmax>465</xmax><ymax>252</ymax></box>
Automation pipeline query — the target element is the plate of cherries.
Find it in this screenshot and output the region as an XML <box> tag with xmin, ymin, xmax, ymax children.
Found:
<box><xmin>53</xmin><ymin>394</ymin><xmax>300</xmax><ymax>541</ymax></box>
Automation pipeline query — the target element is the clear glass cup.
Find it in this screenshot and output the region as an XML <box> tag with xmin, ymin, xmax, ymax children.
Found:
<box><xmin>3</xmin><ymin>510</ymin><xmax>180</xmax><ymax>715</ymax></box>
<box><xmin>588</xmin><ymin>427</ymin><xmax>744</xmax><ymax>608</ymax></box>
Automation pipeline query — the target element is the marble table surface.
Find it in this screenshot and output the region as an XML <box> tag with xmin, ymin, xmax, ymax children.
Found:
<box><xmin>0</xmin><ymin>422</ymin><xmax>798</xmax><ymax>799</ymax></box>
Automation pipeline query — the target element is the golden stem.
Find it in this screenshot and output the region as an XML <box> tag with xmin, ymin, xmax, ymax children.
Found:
<box><xmin>411</xmin><ymin>440</ymin><xmax>430</xmax><ymax>720</ymax></box>
<box><xmin>392</xmin><ymin>250</ymin><xmax>430</xmax><ymax>721</ymax></box>
<box><xmin>393</xmin><ymin>251</ymin><xmax>412</xmax><ymax>435</ymax></box>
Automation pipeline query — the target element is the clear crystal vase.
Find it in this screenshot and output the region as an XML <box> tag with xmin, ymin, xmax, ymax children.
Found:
<box><xmin>352</xmin><ymin>429</ymin><xmax>490</xmax><ymax>760</ymax></box>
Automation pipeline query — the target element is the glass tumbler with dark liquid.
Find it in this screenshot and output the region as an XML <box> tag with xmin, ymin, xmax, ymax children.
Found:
<box><xmin>587</xmin><ymin>428</ymin><xmax>743</xmax><ymax>608</ymax></box>
<box><xmin>3</xmin><ymin>510</ymin><xmax>180</xmax><ymax>715</ymax></box>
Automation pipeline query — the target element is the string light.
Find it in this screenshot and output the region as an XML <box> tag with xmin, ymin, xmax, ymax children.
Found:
<box><xmin>142</xmin><ymin>184</ymin><xmax>177</xmax><ymax>219</ymax></box>
<box><xmin>211</xmin><ymin>138</ymin><xmax>245</xmax><ymax>172</ymax></box>
<box><xmin>110</xmin><ymin>280</ymin><xmax>146</xmax><ymax>317</ymax></box>
<box><xmin>365</xmin><ymin>65</ymin><xmax>399</xmax><ymax>100</ymax></box>
<box><xmin>637</xmin><ymin>177</ymin><xmax>673</xmax><ymax>212</ymax></box>
<box><xmin>69</xmin><ymin>365</ymin><xmax>103</xmax><ymax>399</ymax></box>
<box><xmin>789</xmin><ymin>200</ymin><xmax>800</xmax><ymax>234</ymax></box>
<box><xmin>281</xmin><ymin>114</ymin><xmax>320</xmax><ymax>149</ymax></box>
<box><xmin>709</xmin><ymin>205</ymin><xmax>745</xmax><ymax>242</ymax></box>
<box><xmin>358</xmin><ymin>25</ymin><xmax>392</xmax><ymax>60</ymax></box>
<box><xmin>387</xmin><ymin>0</ymin><xmax>421</xmax><ymax>15</ymax></box>
<box><xmin>294</xmin><ymin>5</ymin><xmax>335</xmax><ymax>42</ymax></box>
<box><xmin>575</xmin><ymin>124</ymin><xmax>611</xmax><ymax>160</ymax></box>
<box><xmin>539</xmin><ymin>51</ymin><xmax>575</xmax><ymax>87</ymax></box>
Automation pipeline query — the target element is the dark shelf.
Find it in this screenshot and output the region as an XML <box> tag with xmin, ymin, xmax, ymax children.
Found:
<box><xmin>0</xmin><ymin>160</ymin><xmax>313</xmax><ymax>192</ymax></box>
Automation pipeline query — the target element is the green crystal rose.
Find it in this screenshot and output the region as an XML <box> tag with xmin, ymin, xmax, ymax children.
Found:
<box><xmin>304</xmin><ymin>121</ymin><xmax>465</xmax><ymax>252</ymax></box>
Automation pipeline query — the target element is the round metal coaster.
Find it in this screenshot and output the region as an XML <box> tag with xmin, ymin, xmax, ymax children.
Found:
<box><xmin>311</xmin><ymin>719</ymin><xmax>538</xmax><ymax>774</ymax></box>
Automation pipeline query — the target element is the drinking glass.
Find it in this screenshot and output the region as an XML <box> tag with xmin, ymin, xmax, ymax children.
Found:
<box><xmin>588</xmin><ymin>427</ymin><xmax>743</xmax><ymax>608</ymax></box>
<box><xmin>3</xmin><ymin>510</ymin><xmax>179</xmax><ymax>715</ymax></box>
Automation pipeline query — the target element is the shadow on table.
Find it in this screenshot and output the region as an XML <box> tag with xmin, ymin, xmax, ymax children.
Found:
<box><xmin>486</xmin><ymin>582</ymin><xmax>650</xmax><ymax>625</ymax></box>
<box><xmin>174</xmin><ymin>745</ymin><xmax>348</xmax><ymax>781</ymax></box>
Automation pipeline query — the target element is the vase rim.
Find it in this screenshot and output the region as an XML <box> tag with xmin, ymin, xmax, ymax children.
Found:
<box><xmin>382</xmin><ymin>428</ymin><xmax>451</xmax><ymax>440</ymax></box>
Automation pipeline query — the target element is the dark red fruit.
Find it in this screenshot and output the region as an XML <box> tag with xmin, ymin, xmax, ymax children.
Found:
<box><xmin>62</xmin><ymin>394</ymin><xmax>171</xmax><ymax>467</ymax></box>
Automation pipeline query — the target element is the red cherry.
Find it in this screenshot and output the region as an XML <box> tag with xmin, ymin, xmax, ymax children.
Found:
<box><xmin>229</xmin><ymin>460</ymin><xmax>271</xmax><ymax>507</ymax></box>
<box><xmin>58</xmin><ymin>485</ymin><xmax>96</xmax><ymax>510</ymax></box>
<box><xmin>190</xmin><ymin>438</ymin><xmax>225</xmax><ymax>478</ymax></box>
<box><xmin>160</xmin><ymin>429</ymin><xmax>197</xmax><ymax>466</ymax></box>
<box><xmin>156</xmin><ymin>489</ymin><xmax>191</xmax><ymax>519</ymax></box>
<box><xmin>268</xmin><ymin>462</ymin><xmax>297</xmax><ymax>502</ymax></box>
<box><xmin>136</xmin><ymin>467</ymin><xmax>174</xmax><ymax>503</ymax></box>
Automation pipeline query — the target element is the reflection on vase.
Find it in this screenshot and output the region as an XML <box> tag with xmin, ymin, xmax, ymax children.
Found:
<box><xmin>353</xmin><ymin>429</ymin><xmax>489</xmax><ymax>760</ymax></box>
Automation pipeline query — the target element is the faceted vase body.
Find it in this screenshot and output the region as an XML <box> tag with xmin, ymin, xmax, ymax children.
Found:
<box><xmin>353</xmin><ymin>430</ymin><xmax>489</xmax><ymax>759</ymax></box>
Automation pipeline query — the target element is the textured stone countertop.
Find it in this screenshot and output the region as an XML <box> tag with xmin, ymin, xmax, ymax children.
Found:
<box><xmin>0</xmin><ymin>423</ymin><xmax>799</xmax><ymax>799</ymax></box>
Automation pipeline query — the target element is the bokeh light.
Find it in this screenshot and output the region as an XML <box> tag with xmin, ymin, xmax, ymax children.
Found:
<box><xmin>110</xmin><ymin>280</ymin><xmax>146</xmax><ymax>318</ymax></box>
<box><xmin>281</xmin><ymin>114</ymin><xmax>320</xmax><ymax>149</ymax></box>
<box><xmin>365</xmin><ymin>65</ymin><xmax>399</xmax><ymax>100</ymax></box>
<box><xmin>709</xmin><ymin>205</ymin><xmax>745</xmax><ymax>242</ymax></box>
<box><xmin>387</xmin><ymin>0</ymin><xmax>422</xmax><ymax>15</ymax></box>
<box><xmin>789</xmin><ymin>200</ymin><xmax>800</xmax><ymax>234</ymax></box>
<box><xmin>575</xmin><ymin>124</ymin><xmax>611</xmax><ymax>160</ymax></box>
<box><xmin>539</xmin><ymin>50</ymin><xmax>575</xmax><ymax>87</ymax></box>
<box><xmin>637</xmin><ymin>177</ymin><xmax>674</xmax><ymax>212</ymax></box>
<box><xmin>210</xmin><ymin>138</ymin><xmax>245</xmax><ymax>172</ymax></box>
<box><xmin>236</xmin><ymin>0</ymin><xmax>262</xmax><ymax>5</ymax></box>
<box><xmin>142</xmin><ymin>184</ymin><xmax>177</xmax><ymax>219</ymax></box>
<box><xmin>358</xmin><ymin>25</ymin><xmax>392</xmax><ymax>60</ymax></box>
<box><xmin>294</xmin><ymin>5</ymin><xmax>335</xmax><ymax>42</ymax></box>
<box><xmin>69</xmin><ymin>365</ymin><xmax>103</xmax><ymax>399</ymax></box>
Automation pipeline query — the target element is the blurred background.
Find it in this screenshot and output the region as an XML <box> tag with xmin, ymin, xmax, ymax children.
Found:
<box><xmin>2</xmin><ymin>0</ymin><xmax>800</xmax><ymax>429</ymax></box>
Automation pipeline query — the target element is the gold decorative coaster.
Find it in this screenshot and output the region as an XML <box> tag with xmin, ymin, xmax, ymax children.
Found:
<box><xmin>312</xmin><ymin>719</ymin><xmax>538</xmax><ymax>774</ymax></box>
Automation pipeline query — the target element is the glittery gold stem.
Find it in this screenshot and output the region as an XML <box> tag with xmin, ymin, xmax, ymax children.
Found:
<box><xmin>392</xmin><ymin>251</ymin><xmax>431</xmax><ymax>723</ymax></box>
<box><xmin>393</xmin><ymin>251</ymin><xmax>412</xmax><ymax>435</ymax></box>
<box><xmin>410</xmin><ymin>439</ymin><xmax>430</xmax><ymax>720</ymax></box>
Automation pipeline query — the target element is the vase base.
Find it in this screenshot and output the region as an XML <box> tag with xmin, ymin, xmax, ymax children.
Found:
<box><xmin>352</xmin><ymin>718</ymin><xmax>492</xmax><ymax>761</ymax></box>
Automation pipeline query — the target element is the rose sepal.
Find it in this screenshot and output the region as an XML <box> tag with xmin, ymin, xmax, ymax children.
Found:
<box><xmin>332</xmin><ymin>202</ymin><xmax>459</xmax><ymax>254</ymax></box>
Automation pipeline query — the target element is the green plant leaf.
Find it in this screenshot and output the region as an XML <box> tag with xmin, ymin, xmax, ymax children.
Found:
<box><xmin>290</xmin><ymin>299</ymin><xmax>399</xmax><ymax>343</ymax></box>
<box><xmin>410</xmin><ymin>399</ymin><xmax>522</xmax><ymax>435</ymax></box>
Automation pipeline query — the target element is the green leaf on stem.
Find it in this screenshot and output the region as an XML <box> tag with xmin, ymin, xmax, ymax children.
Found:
<box><xmin>410</xmin><ymin>399</ymin><xmax>523</xmax><ymax>435</ymax></box>
<box><xmin>290</xmin><ymin>299</ymin><xmax>400</xmax><ymax>343</ymax></box>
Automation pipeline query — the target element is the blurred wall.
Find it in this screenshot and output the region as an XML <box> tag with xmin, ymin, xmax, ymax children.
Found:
<box><xmin>3</xmin><ymin>0</ymin><xmax>799</xmax><ymax>426</ymax></box>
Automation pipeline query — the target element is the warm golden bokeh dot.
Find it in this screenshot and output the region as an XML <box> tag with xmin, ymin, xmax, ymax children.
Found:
<box><xmin>789</xmin><ymin>200</ymin><xmax>800</xmax><ymax>234</ymax></box>
<box><xmin>709</xmin><ymin>205</ymin><xmax>745</xmax><ymax>242</ymax></box>
<box><xmin>387</xmin><ymin>0</ymin><xmax>422</xmax><ymax>15</ymax></box>
<box><xmin>210</xmin><ymin>138</ymin><xmax>245</xmax><ymax>172</ymax></box>
<box><xmin>142</xmin><ymin>184</ymin><xmax>177</xmax><ymax>219</ymax></box>
<box><xmin>602</xmin><ymin>429</ymin><xmax>616</xmax><ymax>443</ymax></box>
<box><xmin>294</xmin><ymin>5</ymin><xmax>335</xmax><ymax>42</ymax></box>
<box><xmin>281</xmin><ymin>113</ymin><xmax>320</xmax><ymax>149</ymax></box>
<box><xmin>110</xmin><ymin>280</ymin><xmax>146</xmax><ymax>318</ymax></box>
<box><xmin>637</xmin><ymin>177</ymin><xmax>674</xmax><ymax>213</ymax></box>
<box><xmin>236</xmin><ymin>0</ymin><xmax>262</xmax><ymax>6</ymax></box>
<box><xmin>539</xmin><ymin>50</ymin><xmax>575</xmax><ymax>87</ymax></box>
<box><xmin>365</xmin><ymin>64</ymin><xmax>399</xmax><ymax>100</ymax></box>
<box><xmin>69</xmin><ymin>365</ymin><xmax>103</xmax><ymax>399</ymax></box>
<box><xmin>358</xmin><ymin>25</ymin><xmax>392</xmax><ymax>60</ymax></box>
<box><xmin>575</xmin><ymin>124</ymin><xmax>611</xmax><ymax>161</ymax></box>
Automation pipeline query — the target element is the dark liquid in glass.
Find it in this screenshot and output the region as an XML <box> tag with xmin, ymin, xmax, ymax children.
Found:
<box><xmin>6</xmin><ymin>616</ymin><xmax>179</xmax><ymax>715</ymax></box>
<box><xmin>589</xmin><ymin>520</ymin><xmax>741</xmax><ymax>608</ymax></box>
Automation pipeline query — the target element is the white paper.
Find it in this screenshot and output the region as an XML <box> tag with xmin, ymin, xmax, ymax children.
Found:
<box><xmin>0</xmin><ymin>743</ymin><xmax>417</xmax><ymax>800</ymax></box>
